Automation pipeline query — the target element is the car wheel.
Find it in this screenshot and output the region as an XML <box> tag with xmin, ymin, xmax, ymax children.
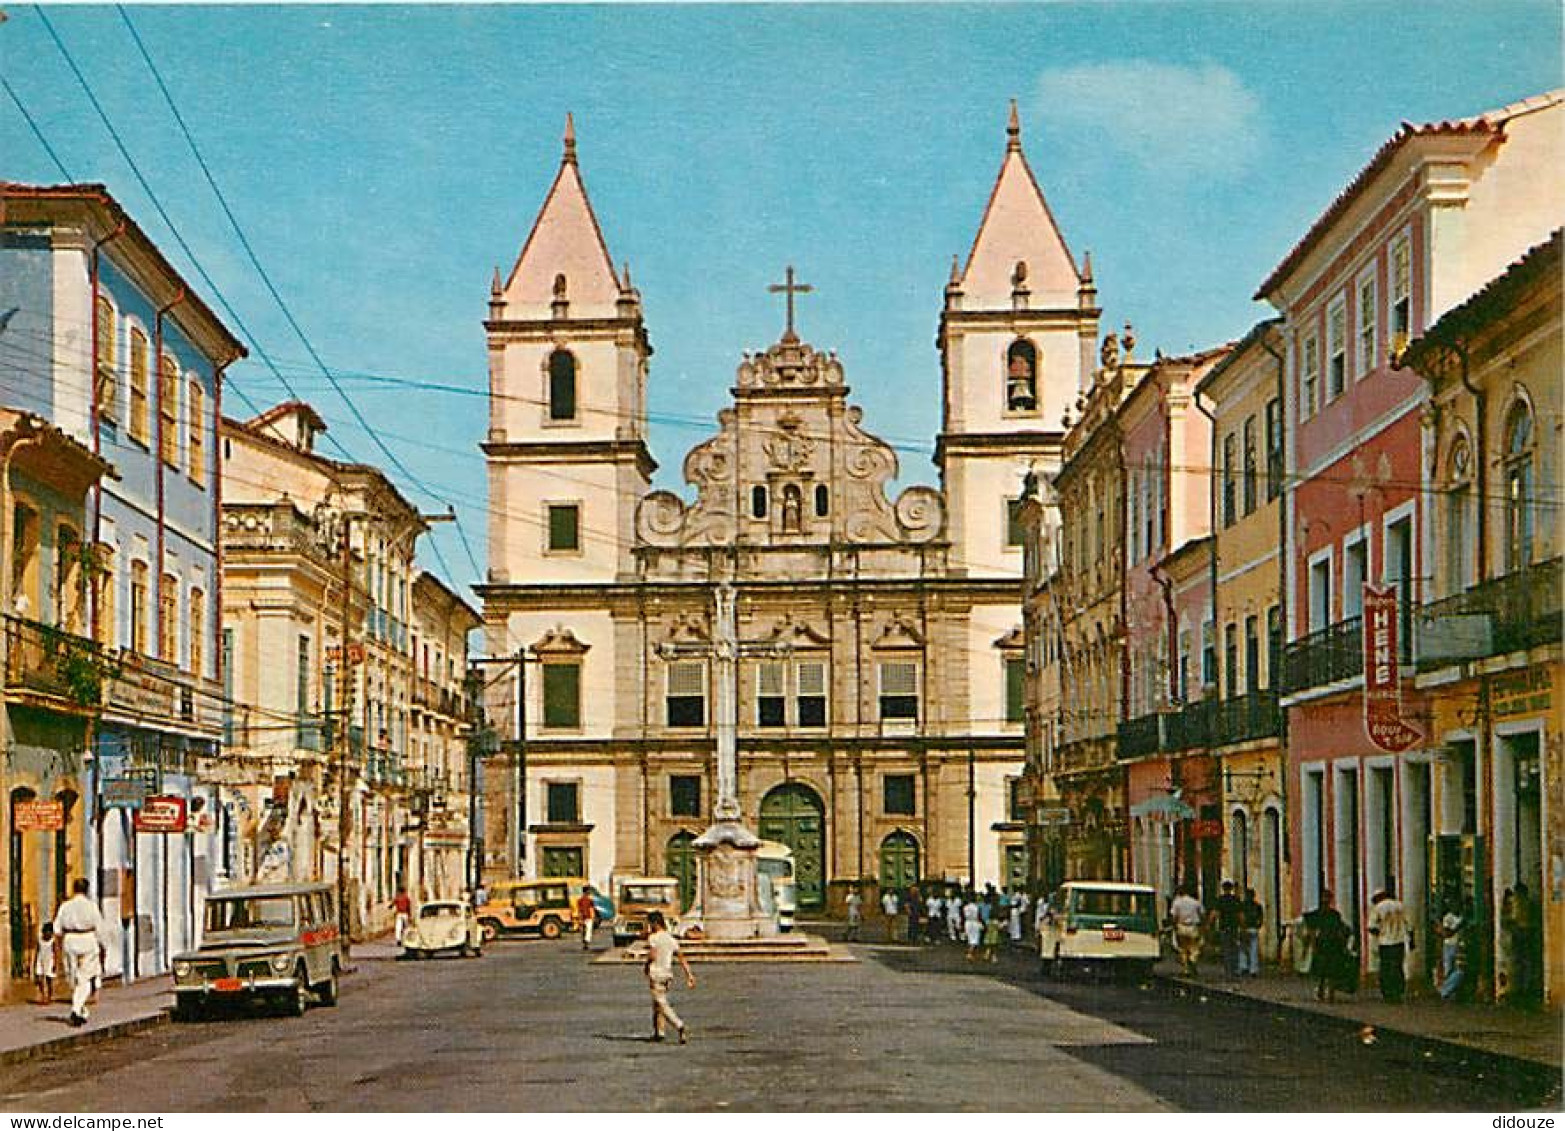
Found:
<box><xmin>540</xmin><ymin>917</ymin><xmax>563</xmax><ymax>940</ymax></box>
<box><xmin>286</xmin><ymin>967</ymin><xmax>309</xmax><ymax>1017</ymax></box>
<box><xmin>479</xmin><ymin>919</ymin><xmax>500</xmax><ymax>944</ymax></box>
<box><xmin>173</xmin><ymin>996</ymin><xmax>202</xmax><ymax>1023</ymax></box>
<box><xmin>316</xmin><ymin>963</ymin><xmax>339</xmax><ymax>1007</ymax></box>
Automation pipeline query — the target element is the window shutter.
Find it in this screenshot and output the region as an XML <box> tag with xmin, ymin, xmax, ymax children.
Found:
<box><xmin>880</xmin><ymin>661</ymin><xmax>917</xmax><ymax>696</ymax></box>
<box><xmin>757</xmin><ymin>662</ymin><xmax>784</xmax><ymax>697</ymax></box>
<box><xmin>796</xmin><ymin>661</ymin><xmax>825</xmax><ymax>697</ymax></box>
<box><xmin>668</xmin><ymin>661</ymin><xmax>705</xmax><ymax>698</ymax></box>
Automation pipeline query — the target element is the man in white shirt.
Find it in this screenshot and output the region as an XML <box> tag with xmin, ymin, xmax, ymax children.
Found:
<box><xmin>643</xmin><ymin>910</ymin><xmax>695</xmax><ymax>1044</ymax></box>
<box><xmin>52</xmin><ymin>878</ymin><xmax>106</xmax><ymax>1027</ymax></box>
<box><xmin>1168</xmin><ymin>886</ymin><xmax>1205</xmax><ymax>975</ymax></box>
<box><xmin>1368</xmin><ymin>882</ymin><xmax>1410</xmax><ymax>1003</ymax></box>
<box><xmin>844</xmin><ymin>887</ymin><xmax>863</xmax><ymax>942</ymax></box>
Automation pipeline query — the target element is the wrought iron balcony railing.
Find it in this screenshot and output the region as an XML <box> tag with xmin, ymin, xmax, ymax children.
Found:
<box><xmin>1417</xmin><ymin>556</ymin><xmax>1562</xmax><ymax>669</ymax></box>
<box><xmin>1282</xmin><ymin>616</ymin><xmax>1364</xmax><ymax>694</ymax></box>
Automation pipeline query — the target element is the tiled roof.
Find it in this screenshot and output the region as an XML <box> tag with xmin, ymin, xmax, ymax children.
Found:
<box><xmin>1254</xmin><ymin>90</ymin><xmax>1564</xmax><ymax>301</ymax></box>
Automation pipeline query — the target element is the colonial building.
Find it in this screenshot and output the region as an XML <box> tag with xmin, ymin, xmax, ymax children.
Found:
<box><xmin>1404</xmin><ymin>228</ymin><xmax>1561</xmax><ymax>1006</ymax></box>
<box><xmin>1194</xmin><ymin>320</ymin><xmax>1291</xmax><ymax>957</ymax></box>
<box><xmin>478</xmin><ymin>109</ymin><xmax>1097</xmax><ymax>908</ymax></box>
<box><xmin>221</xmin><ymin>401</ymin><xmax>430</xmax><ymax>937</ymax></box>
<box><xmin>0</xmin><ymin>411</ymin><xmax>113</xmax><ymax>999</ymax></box>
<box><xmin>1261</xmin><ymin>90</ymin><xmax>1562</xmax><ymax>986</ymax></box>
<box><xmin>409</xmin><ymin>571</ymin><xmax>479</xmax><ymax>901</ymax></box>
<box><xmin>1</xmin><ymin>183</ymin><xmax>243</xmax><ymax>983</ymax></box>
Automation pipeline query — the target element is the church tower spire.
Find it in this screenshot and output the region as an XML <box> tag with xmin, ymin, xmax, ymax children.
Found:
<box><xmin>936</xmin><ymin>102</ymin><xmax>1100</xmax><ymax>578</ymax></box>
<box><xmin>483</xmin><ymin>116</ymin><xmax>653</xmax><ymax>589</ymax></box>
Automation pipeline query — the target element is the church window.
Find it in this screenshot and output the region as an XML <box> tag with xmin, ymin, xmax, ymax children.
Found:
<box><xmin>796</xmin><ymin>660</ymin><xmax>827</xmax><ymax>727</ymax></box>
<box><xmin>546</xmin><ymin>503</ymin><xmax>580</xmax><ymax>553</ymax></box>
<box><xmin>883</xmin><ymin>774</ymin><xmax>915</xmax><ymax>816</ymax></box>
<box><xmin>814</xmin><ymin>484</ymin><xmax>829</xmax><ymax>518</ymax></box>
<box><xmin>757</xmin><ymin>662</ymin><xmax>785</xmax><ymax>728</ymax></box>
<box><xmin>1005</xmin><ymin>339</ymin><xmax>1038</xmax><ymax>412</ymax></box>
<box><xmin>751</xmin><ymin>485</ymin><xmax>768</xmax><ymax>520</ymax></box>
<box><xmin>878</xmin><ymin>661</ymin><xmax>919</xmax><ymax>722</ymax></box>
<box><xmin>547</xmin><ymin>349</ymin><xmax>577</xmax><ymax>421</ymax></box>
<box><xmin>781</xmin><ymin>484</ymin><xmax>803</xmax><ymax>533</ymax></box>
<box><xmin>669</xmin><ymin>775</ymin><xmax>701</xmax><ymax>818</ymax></box>
<box><xmin>542</xmin><ymin>661</ymin><xmax>581</xmax><ymax>729</ymax></box>
<box><xmin>666</xmin><ymin>661</ymin><xmax>707</xmax><ymax>728</ymax></box>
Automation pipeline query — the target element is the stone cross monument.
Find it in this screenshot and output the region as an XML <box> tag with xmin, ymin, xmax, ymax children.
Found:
<box><xmin>660</xmin><ymin>583</ymin><xmax>784</xmax><ymax>940</ymax></box>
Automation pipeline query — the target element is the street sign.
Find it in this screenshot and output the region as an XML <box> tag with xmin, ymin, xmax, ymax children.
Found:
<box><xmin>101</xmin><ymin>777</ymin><xmax>149</xmax><ymax>809</ymax></box>
<box><xmin>13</xmin><ymin>800</ymin><xmax>64</xmax><ymax>832</ymax></box>
<box><xmin>1035</xmin><ymin>807</ymin><xmax>1072</xmax><ymax>826</ymax></box>
<box><xmin>134</xmin><ymin>795</ymin><xmax>188</xmax><ymax>834</ymax></box>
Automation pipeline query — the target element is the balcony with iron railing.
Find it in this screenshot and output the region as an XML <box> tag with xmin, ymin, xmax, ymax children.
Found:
<box><xmin>1116</xmin><ymin>712</ymin><xmax>1161</xmax><ymax>760</ymax></box>
<box><xmin>3</xmin><ymin>614</ymin><xmax>107</xmax><ymax>712</ymax></box>
<box><xmin>1211</xmin><ymin>688</ymin><xmax>1282</xmax><ymax>746</ymax></box>
<box><xmin>1417</xmin><ymin>556</ymin><xmax>1562</xmax><ymax>670</ymax></box>
<box><xmin>1282</xmin><ymin>616</ymin><xmax>1365</xmax><ymax>694</ymax></box>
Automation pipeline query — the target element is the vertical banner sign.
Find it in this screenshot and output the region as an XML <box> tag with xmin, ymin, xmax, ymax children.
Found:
<box><xmin>1363</xmin><ymin>583</ymin><xmax>1422</xmax><ymax>752</ymax></box>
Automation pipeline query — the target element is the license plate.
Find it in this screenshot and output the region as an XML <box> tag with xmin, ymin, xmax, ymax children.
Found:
<box><xmin>212</xmin><ymin>977</ymin><xmax>243</xmax><ymax>992</ymax></box>
<box><xmin>1102</xmin><ymin>927</ymin><xmax>1125</xmax><ymax>942</ymax></box>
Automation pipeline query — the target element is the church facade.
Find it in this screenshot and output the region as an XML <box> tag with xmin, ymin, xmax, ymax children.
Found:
<box><xmin>477</xmin><ymin>110</ymin><xmax>1098</xmax><ymax>910</ymax></box>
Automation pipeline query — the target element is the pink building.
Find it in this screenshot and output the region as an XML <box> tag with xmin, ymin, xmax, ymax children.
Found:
<box><xmin>1259</xmin><ymin>91</ymin><xmax>1563</xmax><ymax>975</ymax></box>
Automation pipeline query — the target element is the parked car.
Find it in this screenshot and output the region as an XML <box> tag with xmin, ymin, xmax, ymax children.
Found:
<box><xmin>1038</xmin><ymin>881</ymin><xmax>1161</xmax><ymax>979</ymax></box>
<box><xmin>401</xmin><ymin>900</ymin><xmax>483</xmax><ymax>959</ymax></box>
<box><xmin>475</xmin><ymin>878</ymin><xmax>576</xmax><ymax>941</ymax></box>
<box><xmin>756</xmin><ymin>840</ymin><xmax>797</xmax><ymax>932</ymax></box>
<box><xmin>612</xmin><ymin>877</ymin><xmax>682</xmax><ymax>946</ymax></box>
<box><xmin>171</xmin><ymin>882</ymin><xmax>343</xmax><ymax>1020</ymax></box>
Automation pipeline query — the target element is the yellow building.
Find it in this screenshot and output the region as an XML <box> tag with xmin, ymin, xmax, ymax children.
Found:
<box><xmin>220</xmin><ymin>402</ymin><xmax>432</xmax><ymax>937</ymax></box>
<box><xmin>1194</xmin><ymin>320</ymin><xmax>1292</xmax><ymax>958</ymax></box>
<box><xmin>1405</xmin><ymin>229</ymin><xmax>1561</xmax><ymax>1007</ymax></box>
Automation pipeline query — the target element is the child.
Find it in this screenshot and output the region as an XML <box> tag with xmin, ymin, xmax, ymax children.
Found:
<box><xmin>981</xmin><ymin>911</ymin><xmax>1004</xmax><ymax>965</ymax></box>
<box><xmin>33</xmin><ymin>922</ymin><xmax>57</xmax><ymax>1004</ymax></box>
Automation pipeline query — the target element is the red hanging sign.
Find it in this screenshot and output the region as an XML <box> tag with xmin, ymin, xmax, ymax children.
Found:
<box><xmin>1363</xmin><ymin>583</ymin><xmax>1421</xmax><ymax>753</ymax></box>
<box><xmin>134</xmin><ymin>795</ymin><xmax>188</xmax><ymax>834</ymax></box>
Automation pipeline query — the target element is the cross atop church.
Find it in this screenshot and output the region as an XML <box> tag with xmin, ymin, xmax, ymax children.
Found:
<box><xmin>768</xmin><ymin>265</ymin><xmax>813</xmax><ymax>341</ymax></box>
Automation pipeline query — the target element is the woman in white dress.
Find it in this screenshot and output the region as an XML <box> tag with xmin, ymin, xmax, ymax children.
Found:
<box><xmin>962</xmin><ymin>897</ymin><xmax>983</xmax><ymax>961</ymax></box>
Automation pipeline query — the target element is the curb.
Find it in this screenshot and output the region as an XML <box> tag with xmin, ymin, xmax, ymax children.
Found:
<box><xmin>1152</xmin><ymin>974</ymin><xmax>1560</xmax><ymax>1090</ymax></box>
<box><xmin>0</xmin><ymin>1009</ymin><xmax>170</xmax><ymax>1067</ymax></box>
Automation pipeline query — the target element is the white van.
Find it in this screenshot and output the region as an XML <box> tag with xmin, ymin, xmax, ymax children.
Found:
<box><xmin>755</xmin><ymin>840</ymin><xmax>797</xmax><ymax>932</ymax></box>
<box><xmin>1038</xmin><ymin>881</ymin><xmax>1160</xmax><ymax>978</ymax></box>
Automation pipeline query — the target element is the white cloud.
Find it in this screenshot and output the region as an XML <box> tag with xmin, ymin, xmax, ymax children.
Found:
<box><xmin>1033</xmin><ymin>60</ymin><xmax>1267</xmax><ymax>179</ymax></box>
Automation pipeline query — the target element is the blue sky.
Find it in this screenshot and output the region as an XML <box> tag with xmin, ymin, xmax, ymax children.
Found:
<box><xmin>4</xmin><ymin>2</ymin><xmax>1560</xmax><ymax>599</ymax></box>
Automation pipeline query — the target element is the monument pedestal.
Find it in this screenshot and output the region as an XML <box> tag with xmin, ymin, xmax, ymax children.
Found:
<box><xmin>689</xmin><ymin>818</ymin><xmax>778</xmax><ymax>941</ymax></box>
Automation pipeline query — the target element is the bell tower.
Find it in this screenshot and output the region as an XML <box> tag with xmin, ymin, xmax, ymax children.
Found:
<box><xmin>937</xmin><ymin>102</ymin><xmax>1100</xmax><ymax>577</ymax></box>
<box><xmin>483</xmin><ymin>115</ymin><xmax>654</xmax><ymax>587</ymax></box>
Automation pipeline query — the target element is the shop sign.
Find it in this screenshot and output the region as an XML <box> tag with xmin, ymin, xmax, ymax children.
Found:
<box><xmin>101</xmin><ymin>777</ymin><xmax>149</xmax><ymax>809</ymax></box>
<box><xmin>13</xmin><ymin>800</ymin><xmax>65</xmax><ymax>832</ymax></box>
<box><xmin>134</xmin><ymin>795</ymin><xmax>188</xmax><ymax>833</ymax></box>
<box><xmin>1190</xmin><ymin>818</ymin><xmax>1223</xmax><ymax>839</ymax></box>
<box><xmin>1492</xmin><ymin>667</ymin><xmax>1552</xmax><ymax>719</ymax></box>
<box><xmin>1035</xmin><ymin>807</ymin><xmax>1073</xmax><ymax>826</ymax></box>
<box><xmin>1363</xmin><ymin>583</ymin><xmax>1422</xmax><ymax>753</ymax></box>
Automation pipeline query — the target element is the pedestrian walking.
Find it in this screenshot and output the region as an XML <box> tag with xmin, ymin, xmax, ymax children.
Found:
<box><xmin>393</xmin><ymin>888</ymin><xmax>412</xmax><ymax>944</ymax></box>
<box><xmin>32</xmin><ymin>922</ymin><xmax>57</xmax><ymax>1004</ymax></box>
<box><xmin>981</xmin><ymin>910</ymin><xmax>1003</xmax><ymax>964</ymax></box>
<box><xmin>905</xmin><ymin>885</ymin><xmax>923</xmax><ymax>944</ymax></box>
<box><xmin>643</xmin><ymin>910</ymin><xmax>695</xmax><ymax>1044</ymax></box>
<box><xmin>1437</xmin><ymin>902</ymin><xmax>1466</xmax><ymax>1001</ymax></box>
<box><xmin>945</xmin><ymin>889</ymin><xmax>962</xmax><ymax>941</ymax></box>
<box><xmin>576</xmin><ymin>886</ymin><xmax>599</xmax><ymax>950</ymax></box>
<box><xmin>845</xmin><ymin>887</ymin><xmax>863</xmax><ymax>942</ymax></box>
<box><xmin>1239</xmin><ymin>887</ymin><xmax>1264</xmax><ymax>976</ymax></box>
<box><xmin>962</xmin><ymin>895</ymin><xmax>983</xmax><ymax>961</ymax></box>
<box><xmin>881</xmin><ymin>888</ymin><xmax>900</xmax><ymax>942</ymax></box>
<box><xmin>1367</xmin><ymin>882</ymin><xmax>1410</xmax><ymax>1003</ymax></box>
<box><xmin>1034</xmin><ymin>891</ymin><xmax>1054</xmax><ymax>936</ymax></box>
<box><xmin>1007</xmin><ymin>894</ymin><xmax>1024</xmax><ymax>945</ymax></box>
<box><xmin>1212</xmin><ymin>880</ymin><xmax>1244</xmax><ymax>976</ymax></box>
<box><xmin>924</xmin><ymin>891</ymin><xmax>943</xmax><ymax>942</ymax></box>
<box><xmin>1168</xmin><ymin>886</ymin><xmax>1204</xmax><ymax>976</ymax></box>
<box><xmin>1304</xmin><ymin>890</ymin><xmax>1353</xmax><ymax>1003</ymax></box>
<box><xmin>52</xmin><ymin>878</ymin><xmax>106</xmax><ymax>1027</ymax></box>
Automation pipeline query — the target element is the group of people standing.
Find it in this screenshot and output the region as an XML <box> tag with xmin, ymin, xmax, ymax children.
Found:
<box><xmin>1166</xmin><ymin>881</ymin><xmax>1267</xmax><ymax>978</ymax></box>
<box><xmin>844</xmin><ymin>883</ymin><xmax>1035</xmax><ymax>963</ymax></box>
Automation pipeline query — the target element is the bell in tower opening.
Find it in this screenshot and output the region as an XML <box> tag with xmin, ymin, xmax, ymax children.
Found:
<box><xmin>1006</xmin><ymin>338</ymin><xmax>1039</xmax><ymax>411</ymax></box>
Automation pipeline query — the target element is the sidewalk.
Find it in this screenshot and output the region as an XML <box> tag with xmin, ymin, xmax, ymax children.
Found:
<box><xmin>1158</xmin><ymin>960</ymin><xmax>1562</xmax><ymax>1071</ymax></box>
<box><xmin>0</xmin><ymin>978</ymin><xmax>172</xmax><ymax>1066</ymax></box>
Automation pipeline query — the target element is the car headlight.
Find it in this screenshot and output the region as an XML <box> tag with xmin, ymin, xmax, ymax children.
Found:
<box><xmin>270</xmin><ymin>953</ymin><xmax>293</xmax><ymax>973</ymax></box>
<box><xmin>173</xmin><ymin>961</ymin><xmax>192</xmax><ymax>978</ymax></box>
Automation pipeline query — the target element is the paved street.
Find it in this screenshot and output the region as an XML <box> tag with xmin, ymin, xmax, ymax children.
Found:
<box><xmin>0</xmin><ymin>937</ymin><xmax>1555</xmax><ymax>1112</ymax></box>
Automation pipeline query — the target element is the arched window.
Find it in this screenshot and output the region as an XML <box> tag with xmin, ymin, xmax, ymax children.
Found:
<box><xmin>1504</xmin><ymin>401</ymin><xmax>1535</xmax><ymax>572</ymax></box>
<box><xmin>1006</xmin><ymin>339</ymin><xmax>1038</xmax><ymax>412</ymax></box>
<box><xmin>547</xmin><ymin>349</ymin><xmax>577</xmax><ymax>422</ymax></box>
<box><xmin>1445</xmin><ymin>435</ymin><xmax>1474</xmax><ymax>596</ymax></box>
